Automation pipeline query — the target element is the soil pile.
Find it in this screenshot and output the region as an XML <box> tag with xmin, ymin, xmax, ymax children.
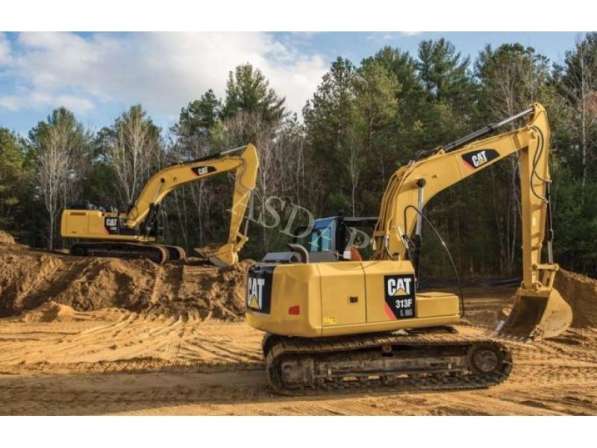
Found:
<box><xmin>2</xmin><ymin>227</ymin><xmax>594</xmax><ymax>327</ymax></box>
<box><xmin>0</xmin><ymin>233</ymin><xmax>250</xmax><ymax>320</ymax></box>
<box><xmin>0</xmin><ymin>230</ymin><xmax>16</xmax><ymax>245</ymax></box>
<box><xmin>556</xmin><ymin>268</ymin><xmax>597</xmax><ymax>328</ymax></box>
<box><xmin>22</xmin><ymin>301</ymin><xmax>78</xmax><ymax>322</ymax></box>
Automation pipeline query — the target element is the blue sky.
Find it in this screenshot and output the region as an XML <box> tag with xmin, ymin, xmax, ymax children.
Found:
<box><xmin>275</xmin><ymin>32</ymin><xmax>581</xmax><ymax>66</ymax></box>
<box><xmin>0</xmin><ymin>32</ymin><xmax>585</xmax><ymax>136</ymax></box>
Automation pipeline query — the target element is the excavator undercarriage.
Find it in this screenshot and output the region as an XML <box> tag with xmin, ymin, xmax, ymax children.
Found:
<box><xmin>263</xmin><ymin>329</ymin><xmax>512</xmax><ymax>394</ymax></box>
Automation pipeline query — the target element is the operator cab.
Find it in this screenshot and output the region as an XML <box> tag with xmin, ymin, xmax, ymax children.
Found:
<box><xmin>262</xmin><ymin>215</ymin><xmax>377</xmax><ymax>263</ymax></box>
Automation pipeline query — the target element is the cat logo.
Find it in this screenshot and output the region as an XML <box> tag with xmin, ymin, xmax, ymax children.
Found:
<box><xmin>247</xmin><ymin>277</ymin><xmax>265</xmax><ymax>311</ymax></box>
<box><xmin>192</xmin><ymin>165</ymin><xmax>217</xmax><ymax>176</ymax></box>
<box><xmin>104</xmin><ymin>217</ymin><xmax>119</xmax><ymax>233</ymax></box>
<box><xmin>386</xmin><ymin>276</ymin><xmax>412</xmax><ymax>297</ymax></box>
<box><xmin>246</xmin><ymin>267</ymin><xmax>273</xmax><ymax>313</ymax></box>
<box><xmin>471</xmin><ymin>150</ymin><xmax>488</xmax><ymax>167</ymax></box>
<box><xmin>462</xmin><ymin>149</ymin><xmax>499</xmax><ymax>170</ymax></box>
<box><xmin>384</xmin><ymin>274</ymin><xmax>416</xmax><ymax>319</ymax></box>
<box><xmin>105</xmin><ymin>217</ymin><xmax>118</xmax><ymax>228</ymax></box>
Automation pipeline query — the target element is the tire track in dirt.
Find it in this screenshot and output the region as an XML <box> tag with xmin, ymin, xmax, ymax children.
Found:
<box><xmin>51</xmin><ymin>315</ymin><xmax>184</xmax><ymax>363</ymax></box>
<box><xmin>0</xmin><ymin>310</ymin><xmax>262</xmax><ymax>371</ymax></box>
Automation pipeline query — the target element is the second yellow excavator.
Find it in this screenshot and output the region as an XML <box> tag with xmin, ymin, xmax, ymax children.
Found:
<box><xmin>60</xmin><ymin>144</ymin><xmax>259</xmax><ymax>266</ymax></box>
<box><xmin>246</xmin><ymin>104</ymin><xmax>573</xmax><ymax>393</ymax></box>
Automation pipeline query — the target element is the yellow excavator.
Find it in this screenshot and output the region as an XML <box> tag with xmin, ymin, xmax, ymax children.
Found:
<box><xmin>246</xmin><ymin>103</ymin><xmax>573</xmax><ymax>393</ymax></box>
<box><xmin>60</xmin><ymin>144</ymin><xmax>259</xmax><ymax>266</ymax></box>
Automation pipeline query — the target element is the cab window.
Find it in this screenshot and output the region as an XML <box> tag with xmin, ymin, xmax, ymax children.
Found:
<box><xmin>307</xmin><ymin>219</ymin><xmax>335</xmax><ymax>252</ymax></box>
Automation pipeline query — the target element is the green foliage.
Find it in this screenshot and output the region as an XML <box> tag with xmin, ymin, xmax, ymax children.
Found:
<box><xmin>303</xmin><ymin>57</ymin><xmax>358</xmax><ymax>214</ymax></box>
<box><xmin>28</xmin><ymin>107</ymin><xmax>91</xmax><ymax>156</ymax></box>
<box><xmin>0</xmin><ymin>128</ymin><xmax>29</xmax><ymax>230</ymax></box>
<box><xmin>476</xmin><ymin>43</ymin><xmax>552</xmax><ymax>118</ymax></box>
<box><xmin>552</xmin><ymin>166</ymin><xmax>597</xmax><ymax>274</ymax></box>
<box><xmin>27</xmin><ymin>107</ymin><xmax>93</xmax><ymax>248</ymax></box>
<box><xmin>553</xmin><ymin>33</ymin><xmax>597</xmax><ymax>186</ymax></box>
<box><xmin>223</xmin><ymin>64</ymin><xmax>286</xmax><ymax>125</ymax></box>
<box><xmin>363</xmin><ymin>47</ymin><xmax>425</xmax><ymax>159</ymax></box>
<box><xmin>96</xmin><ymin>105</ymin><xmax>163</xmax><ymax>207</ymax></box>
<box><xmin>417</xmin><ymin>38</ymin><xmax>475</xmax><ymax>108</ymax></box>
<box><xmin>171</xmin><ymin>89</ymin><xmax>222</xmax><ymax>155</ymax></box>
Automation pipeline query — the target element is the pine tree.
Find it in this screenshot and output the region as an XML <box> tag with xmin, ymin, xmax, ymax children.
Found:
<box><xmin>222</xmin><ymin>64</ymin><xmax>286</xmax><ymax>126</ymax></box>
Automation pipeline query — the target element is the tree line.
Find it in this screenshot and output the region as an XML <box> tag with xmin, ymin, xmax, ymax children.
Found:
<box><xmin>1</xmin><ymin>35</ymin><xmax>596</xmax><ymax>279</ymax></box>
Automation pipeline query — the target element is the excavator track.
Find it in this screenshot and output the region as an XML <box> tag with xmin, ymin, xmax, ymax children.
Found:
<box><xmin>263</xmin><ymin>328</ymin><xmax>512</xmax><ymax>395</ymax></box>
<box><xmin>70</xmin><ymin>242</ymin><xmax>171</xmax><ymax>264</ymax></box>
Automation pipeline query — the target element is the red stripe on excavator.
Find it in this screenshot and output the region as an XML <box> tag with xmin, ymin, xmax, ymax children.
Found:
<box><xmin>463</xmin><ymin>160</ymin><xmax>475</xmax><ymax>170</ymax></box>
<box><xmin>384</xmin><ymin>303</ymin><xmax>396</xmax><ymax>320</ymax></box>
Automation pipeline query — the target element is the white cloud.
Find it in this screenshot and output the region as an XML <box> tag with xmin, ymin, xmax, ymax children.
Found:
<box><xmin>367</xmin><ymin>31</ymin><xmax>423</xmax><ymax>42</ymax></box>
<box><xmin>0</xmin><ymin>96</ymin><xmax>19</xmax><ymax>110</ymax></box>
<box><xmin>0</xmin><ymin>90</ymin><xmax>94</xmax><ymax>113</ymax></box>
<box><xmin>0</xmin><ymin>32</ymin><xmax>328</xmax><ymax>117</ymax></box>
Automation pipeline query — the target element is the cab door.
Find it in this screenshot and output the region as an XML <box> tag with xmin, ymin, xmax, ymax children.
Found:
<box><xmin>318</xmin><ymin>261</ymin><xmax>366</xmax><ymax>327</ymax></box>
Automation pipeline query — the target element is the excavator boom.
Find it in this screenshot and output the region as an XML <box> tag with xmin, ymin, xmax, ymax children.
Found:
<box><xmin>372</xmin><ymin>103</ymin><xmax>571</xmax><ymax>340</ymax></box>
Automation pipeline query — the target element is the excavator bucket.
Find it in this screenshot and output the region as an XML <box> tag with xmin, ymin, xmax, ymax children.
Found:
<box><xmin>194</xmin><ymin>243</ymin><xmax>238</xmax><ymax>267</ymax></box>
<box><xmin>496</xmin><ymin>288</ymin><xmax>572</xmax><ymax>340</ymax></box>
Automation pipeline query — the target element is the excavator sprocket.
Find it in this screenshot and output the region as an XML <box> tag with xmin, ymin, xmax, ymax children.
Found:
<box><xmin>263</xmin><ymin>328</ymin><xmax>512</xmax><ymax>395</ymax></box>
<box><xmin>162</xmin><ymin>245</ymin><xmax>187</xmax><ymax>262</ymax></box>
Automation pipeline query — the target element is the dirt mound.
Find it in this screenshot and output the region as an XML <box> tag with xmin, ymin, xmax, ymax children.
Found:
<box><xmin>22</xmin><ymin>301</ymin><xmax>78</xmax><ymax>322</ymax></box>
<box><xmin>0</xmin><ymin>230</ymin><xmax>16</xmax><ymax>245</ymax></box>
<box><xmin>0</xmin><ymin>249</ymin><xmax>66</xmax><ymax>315</ymax></box>
<box><xmin>141</xmin><ymin>262</ymin><xmax>250</xmax><ymax>320</ymax></box>
<box><xmin>0</xmin><ymin>242</ymin><xmax>251</xmax><ymax>320</ymax></box>
<box><xmin>53</xmin><ymin>257</ymin><xmax>158</xmax><ymax>311</ymax></box>
<box><xmin>556</xmin><ymin>268</ymin><xmax>597</xmax><ymax>328</ymax></box>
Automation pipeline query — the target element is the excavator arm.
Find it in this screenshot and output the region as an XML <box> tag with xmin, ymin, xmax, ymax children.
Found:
<box><xmin>373</xmin><ymin>103</ymin><xmax>572</xmax><ymax>339</ymax></box>
<box><xmin>125</xmin><ymin>144</ymin><xmax>259</xmax><ymax>266</ymax></box>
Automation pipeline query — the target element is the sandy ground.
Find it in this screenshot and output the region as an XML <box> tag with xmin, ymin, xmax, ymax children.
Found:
<box><xmin>1</xmin><ymin>289</ymin><xmax>596</xmax><ymax>415</ymax></box>
<box><xmin>1</xmin><ymin>234</ymin><xmax>596</xmax><ymax>415</ymax></box>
